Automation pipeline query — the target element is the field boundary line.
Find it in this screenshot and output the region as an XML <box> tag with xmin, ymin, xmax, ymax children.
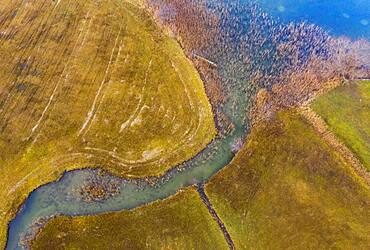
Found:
<box><xmin>197</xmin><ymin>184</ymin><xmax>235</xmax><ymax>250</ymax></box>
<box><xmin>300</xmin><ymin>105</ymin><xmax>370</xmax><ymax>187</ymax></box>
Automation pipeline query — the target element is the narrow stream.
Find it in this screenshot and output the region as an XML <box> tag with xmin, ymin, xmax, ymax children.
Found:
<box><xmin>8</xmin><ymin>0</ymin><xmax>364</xmax><ymax>248</ymax></box>
<box><xmin>6</xmin><ymin>51</ymin><xmax>253</xmax><ymax>249</ymax></box>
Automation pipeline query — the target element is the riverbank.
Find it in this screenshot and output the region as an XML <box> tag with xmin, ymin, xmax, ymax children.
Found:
<box><xmin>5</xmin><ymin>1</ymin><xmax>370</xmax><ymax>249</ymax></box>
<box><xmin>205</xmin><ymin>110</ymin><xmax>370</xmax><ymax>249</ymax></box>
<box><xmin>30</xmin><ymin>187</ymin><xmax>229</xmax><ymax>249</ymax></box>
<box><xmin>0</xmin><ymin>0</ymin><xmax>217</xmax><ymax>247</ymax></box>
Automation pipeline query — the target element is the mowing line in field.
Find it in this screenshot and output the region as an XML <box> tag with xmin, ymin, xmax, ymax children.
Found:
<box><xmin>54</xmin><ymin>0</ymin><xmax>62</xmax><ymax>9</ymax></box>
<box><xmin>89</xmin><ymin>38</ymin><xmax>125</xmax><ymax>130</ymax></box>
<box><xmin>170</xmin><ymin>59</ymin><xmax>203</xmax><ymax>145</ymax></box>
<box><xmin>78</xmin><ymin>27</ymin><xmax>122</xmax><ymax>137</ymax></box>
<box><xmin>26</xmin><ymin>12</ymin><xmax>90</xmax><ymax>142</ymax></box>
<box><xmin>119</xmin><ymin>58</ymin><xmax>152</xmax><ymax>133</ymax></box>
<box><xmin>7</xmin><ymin>168</ymin><xmax>38</xmax><ymax>195</ymax></box>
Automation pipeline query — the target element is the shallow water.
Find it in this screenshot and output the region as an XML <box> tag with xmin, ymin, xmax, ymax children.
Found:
<box><xmin>7</xmin><ymin>108</ymin><xmax>246</xmax><ymax>250</ymax></box>
<box><xmin>255</xmin><ymin>0</ymin><xmax>370</xmax><ymax>39</ymax></box>
<box><xmin>6</xmin><ymin>0</ymin><xmax>370</xmax><ymax>249</ymax></box>
<box><xmin>6</xmin><ymin>51</ymin><xmax>251</xmax><ymax>250</ymax></box>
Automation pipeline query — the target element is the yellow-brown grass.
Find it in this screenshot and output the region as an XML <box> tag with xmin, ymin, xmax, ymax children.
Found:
<box><xmin>0</xmin><ymin>0</ymin><xmax>216</xmax><ymax>246</ymax></box>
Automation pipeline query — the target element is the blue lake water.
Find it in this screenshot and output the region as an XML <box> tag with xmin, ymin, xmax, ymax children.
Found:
<box><xmin>255</xmin><ymin>0</ymin><xmax>370</xmax><ymax>39</ymax></box>
<box><xmin>5</xmin><ymin>0</ymin><xmax>369</xmax><ymax>249</ymax></box>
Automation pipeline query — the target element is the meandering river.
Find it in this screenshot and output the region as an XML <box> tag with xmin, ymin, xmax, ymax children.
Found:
<box><xmin>6</xmin><ymin>36</ymin><xmax>253</xmax><ymax>249</ymax></box>
<box><xmin>7</xmin><ymin>0</ymin><xmax>369</xmax><ymax>249</ymax></box>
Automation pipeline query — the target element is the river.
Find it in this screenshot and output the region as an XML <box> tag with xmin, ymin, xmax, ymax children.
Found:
<box><xmin>6</xmin><ymin>0</ymin><xmax>369</xmax><ymax>249</ymax></box>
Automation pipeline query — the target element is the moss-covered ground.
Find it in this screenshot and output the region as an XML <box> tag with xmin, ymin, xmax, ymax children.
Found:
<box><xmin>205</xmin><ymin>111</ymin><xmax>370</xmax><ymax>249</ymax></box>
<box><xmin>31</xmin><ymin>187</ymin><xmax>228</xmax><ymax>250</ymax></box>
<box><xmin>0</xmin><ymin>0</ymin><xmax>215</xmax><ymax>246</ymax></box>
<box><xmin>311</xmin><ymin>80</ymin><xmax>370</xmax><ymax>170</ymax></box>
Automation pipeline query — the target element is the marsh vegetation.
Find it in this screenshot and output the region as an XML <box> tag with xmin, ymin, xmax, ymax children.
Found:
<box><xmin>0</xmin><ymin>0</ymin><xmax>215</xmax><ymax>247</ymax></box>
<box><xmin>2</xmin><ymin>0</ymin><xmax>370</xmax><ymax>249</ymax></box>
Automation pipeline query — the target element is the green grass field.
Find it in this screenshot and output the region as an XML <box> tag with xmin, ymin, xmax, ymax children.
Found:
<box><xmin>31</xmin><ymin>187</ymin><xmax>228</xmax><ymax>250</ymax></box>
<box><xmin>0</xmin><ymin>0</ymin><xmax>216</xmax><ymax>247</ymax></box>
<box><xmin>205</xmin><ymin>111</ymin><xmax>370</xmax><ymax>249</ymax></box>
<box><xmin>311</xmin><ymin>80</ymin><xmax>370</xmax><ymax>170</ymax></box>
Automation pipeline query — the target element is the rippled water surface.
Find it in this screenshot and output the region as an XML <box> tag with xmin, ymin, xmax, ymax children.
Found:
<box><xmin>255</xmin><ymin>0</ymin><xmax>370</xmax><ymax>39</ymax></box>
<box><xmin>6</xmin><ymin>0</ymin><xmax>370</xmax><ymax>249</ymax></box>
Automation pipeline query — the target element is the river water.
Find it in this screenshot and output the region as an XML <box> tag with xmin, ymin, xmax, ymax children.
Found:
<box><xmin>6</xmin><ymin>32</ymin><xmax>252</xmax><ymax>249</ymax></box>
<box><xmin>6</xmin><ymin>0</ymin><xmax>370</xmax><ymax>249</ymax></box>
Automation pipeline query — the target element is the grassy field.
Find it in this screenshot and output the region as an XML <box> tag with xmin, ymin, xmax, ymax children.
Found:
<box><xmin>311</xmin><ymin>80</ymin><xmax>370</xmax><ymax>170</ymax></box>
<box><xmin>31</xmin><ymin>187</ymin><xmax>228</xmax><ymax>250</ymax></box>
<box><xmin>205</xmin><ymin>111</ymin><xmax>370</xmax><ymax>249</ymax></box>
<box><xmin>0</xmin><ymin>0</ymin><xmax>216</xmax><ymax>247</ymax></box>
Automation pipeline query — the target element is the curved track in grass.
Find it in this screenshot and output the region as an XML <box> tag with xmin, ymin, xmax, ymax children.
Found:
<box><xmin>4</xmin><ymin>1</ymin><xmax>254</xmax><ymax>249</ymax></box>
<box><xmin>8</xmin><ymin>0</ymin><xmax>359</xmax><ymax>248</ymax></box>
